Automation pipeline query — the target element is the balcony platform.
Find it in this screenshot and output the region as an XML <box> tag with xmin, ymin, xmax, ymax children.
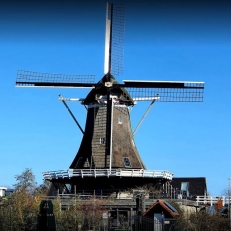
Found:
<box><xmin>42</xmin><ymin>169</ymin><xmax>173</xmax><ymax>181</ymax></box>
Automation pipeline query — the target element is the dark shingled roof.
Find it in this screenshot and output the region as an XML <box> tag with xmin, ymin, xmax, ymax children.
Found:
<box><xmin>170</xmin><ymin>177</ymin><xmax>207</xmax><ymax>197</ymax></box>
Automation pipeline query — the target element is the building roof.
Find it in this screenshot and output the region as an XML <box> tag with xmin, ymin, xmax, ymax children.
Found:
<box><xmin>143</xmin><ymin>200</ymin><xmax>179</xmax><ymax>218</ymax></box>
<box><xmin>170</xmin><ymin>177</ymin><xmax>207</xmax><ymax>196</ymax></box>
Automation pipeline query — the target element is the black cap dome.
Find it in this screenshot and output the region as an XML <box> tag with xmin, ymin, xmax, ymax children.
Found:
<box><xmin>83</xmin><ymin>74</ymin><xmax>134</xmax><ymax>105</ymax></box>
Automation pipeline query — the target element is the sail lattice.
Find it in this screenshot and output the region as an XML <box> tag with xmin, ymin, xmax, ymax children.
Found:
<box><xmin>16</xmin><ymin>70</ymin><xmax>95</xmax><ymax>87</ymax></box>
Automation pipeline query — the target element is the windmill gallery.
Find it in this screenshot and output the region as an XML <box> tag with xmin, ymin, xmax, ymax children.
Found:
<box><xmin>15</xmin><ymin>1</ymin><xmax>205</xmax><ymax>227</ymax></box>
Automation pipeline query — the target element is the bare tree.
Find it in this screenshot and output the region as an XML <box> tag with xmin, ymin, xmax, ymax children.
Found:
<box><xmin>13</xmin><ymin>168</ymin><xmax>37</xmax><ymax>194</ymax></box>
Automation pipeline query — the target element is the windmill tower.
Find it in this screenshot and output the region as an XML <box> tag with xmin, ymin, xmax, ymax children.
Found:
<box><xmin>16</xmin><ymin>3</ymin><xmax>204</xmax><ymax>195</ymax></box>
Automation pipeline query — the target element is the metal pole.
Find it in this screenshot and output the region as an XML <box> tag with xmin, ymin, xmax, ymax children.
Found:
<box><xmin>109</xmin><ymin>98</ymin><xmax>114</xmax><ymax>171</ymax></box>
<box><xmin>133</xmin><ymin>98</ymin><xmax>157</xmax><ymax>136</ymax></box>
<box><xmin>105</xmin><ymin>89</ymin><xmax>113</xmax><ymax>170</ymax></box>
<box><xmin>60</xmin><ymin>97</ymin><xmax>84</xmax><ymax>134</ymax></box>
<box><xmin>75</xmin><ymin>185</ymin><xmax>77</xmax><ymax>230</ymax></box>
<box><xmin>162</xmin><ymin>212</ymin><xmax>165</xmax><ymax>231</ymax></box>
<box><xmin>228</xmin><ymin>178</ymin><xmax>231</xmax><ymax>231</ymax></box>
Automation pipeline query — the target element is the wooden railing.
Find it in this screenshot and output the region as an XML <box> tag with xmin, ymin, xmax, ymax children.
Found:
<box><xmin>196</xmin><ymin>196</ymin><xmax>231</xmax><ymax>206</ymax></box>
<box><xmin>42</xmin><ymin>169</ymin><xmax>173</xmax><ymax>180</ymax></box>
<box><xmin>43</xmin><ymin>194</ymin><xmax>230</xmax><ymax>209</ymax></box>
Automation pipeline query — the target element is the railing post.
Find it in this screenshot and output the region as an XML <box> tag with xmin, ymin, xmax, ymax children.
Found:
<box><xmin>223</xmin><ymin>196</ymin><xmax>225</xmax><ymax>206</ymax></box>
<box><xmin>74</xmin><ymin>185</ymin><xmax>77</xmax><ymax>230</ymax></box>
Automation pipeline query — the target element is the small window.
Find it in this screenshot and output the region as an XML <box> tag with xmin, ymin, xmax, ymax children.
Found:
<box><xmin>75</xmin><ymin>157</ymin><xmax>83</xmax><ymax>168</ymax></box>
<box><xmin>100</xmin><ymin>137</ymin><xmax>106</xmax><ymax>145</ymax></box>
<box><xmin>118</xmin><ymin>116</ymin><xmax>122</xmax><ymax>124</ymax></box>
<box><xmin>84</xmin><ymin>158</ymin><xmax>90</xmax><ymax>167</ymax></box>
<box><xmin>123</xmin><ymin>157</ymin><xmax>131</xmax><ymax>167</ymax></box>
<box><xmin>181</xmin><ymin>182</ymin><xmax>189</xmax><ymax>191</ymax></box>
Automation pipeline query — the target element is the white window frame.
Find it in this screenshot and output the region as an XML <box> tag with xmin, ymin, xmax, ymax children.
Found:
<box><xmin>100</xmin><ymin>137</ymin><xmax>106</xmax><ymax>145</ymax></box>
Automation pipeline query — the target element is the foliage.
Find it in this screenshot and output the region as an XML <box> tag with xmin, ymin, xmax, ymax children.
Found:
<box><xmin>0</xmin><ymin>188</ymin><xmax>44</xmax><ymax>231</ymax></box>
<box><xmin>0</xmin><ymin>166</ymin><xmax>109</xmax><ymax>231</ymax></box>
<box><xmin>168</xmin><ymin>201</ymin><xmax>230</xmax><ymax>231</ymax></box>
<box><xmin>80</xmin><ymin>196</ymin><xmax>108</xmax><ymax>230</ymax></box>
<box><xmin>168</xmin><ymin>201</ymin><xmax>190</xmax><ymax>231</ymax></box>
<box><xmin>0</xmin><ymin>168</ymin><xmax>46</xmax><ymax>231</ymax></box>
<box><xmin>1</xmin><ymin>168</ymin><xmax>230</xmax><ymax>230</ymax></box>
<box><xmin>190</xmin><ymin>210</ymin><xmax>229</xmax><ymax>231</ymax></box>
<box><xmin>13</xmin><ymin>168</ymin><xmax>37</xmax><ymax>194</ymax></box>
<box><xmin>36</xmin><ymin>180</ymin><xmax>51</xmax><ymax>195</ymax></box>
<box><xmin>126</xmin><ymin>184</ymin><xmax>161</xmax><ymax>199</ymax></box>
<box><xmin>52</xmin><ymin>196</ymin><xmax>82</xmax><ymax>230</ymax></box>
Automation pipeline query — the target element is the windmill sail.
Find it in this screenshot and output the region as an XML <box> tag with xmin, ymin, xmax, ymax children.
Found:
<box><xmin>16</xmin><ymin>70</ymin><xmax>204</xmax><ymax>102</ymax></box>
<box><xmin>16</xmin><ymin>70</ymin><xmax>95</xmax><ymax>87</ymax></box>
<box><xmin>124</xmin><ymin>80</ymin><xmax>204</xmax><ymax>102</ymax></box>
<box><xmin>104</xmin><ymin>3</ymin><xmax>125</xmax><ymax>76</ymax></box>
<box><xmin>104</xmin><ymin>2</ymin><xmax>112</xmax><ymax>74</ymax></box>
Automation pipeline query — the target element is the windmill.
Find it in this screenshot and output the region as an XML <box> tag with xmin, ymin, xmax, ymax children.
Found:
<box><xmin>16</xmin><ymin>3</ymin><xmax>204</xmax><ymax>195</ymax></box>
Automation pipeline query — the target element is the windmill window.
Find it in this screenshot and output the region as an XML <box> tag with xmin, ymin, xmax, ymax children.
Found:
<box><xmin>123</xmin><ymin>157</ymin><xmax>131</xmax><ymax>167</ymax></box>
<box><xmin>118</xmin><ymin>116</ymin><xmax>123</xmax><ymax>124</ymax></box>
<box><xmin>100</xmin><ymin>137</ymin><xmax>106</xmax><ymax>145</ymax></box>
<box><xmin>181</xmin><ymin>182</ymin><xmax>189</xmax><ymax>191</ymax></box>
<box><xmin>181</xmin><ymin>182</ymin><xmax>189</xmax><ymax>198</ymax></box>
<box><xmin>75</xmin><ymin>157</ymin><xmax>83</xmax><ymax>168</ymax></box>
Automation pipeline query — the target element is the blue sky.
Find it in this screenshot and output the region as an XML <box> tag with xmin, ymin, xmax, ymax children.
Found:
<box><xmin>0</xmin><ymin>0</ymin><xmax>231</xmax><ymax>196</ymax></box>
